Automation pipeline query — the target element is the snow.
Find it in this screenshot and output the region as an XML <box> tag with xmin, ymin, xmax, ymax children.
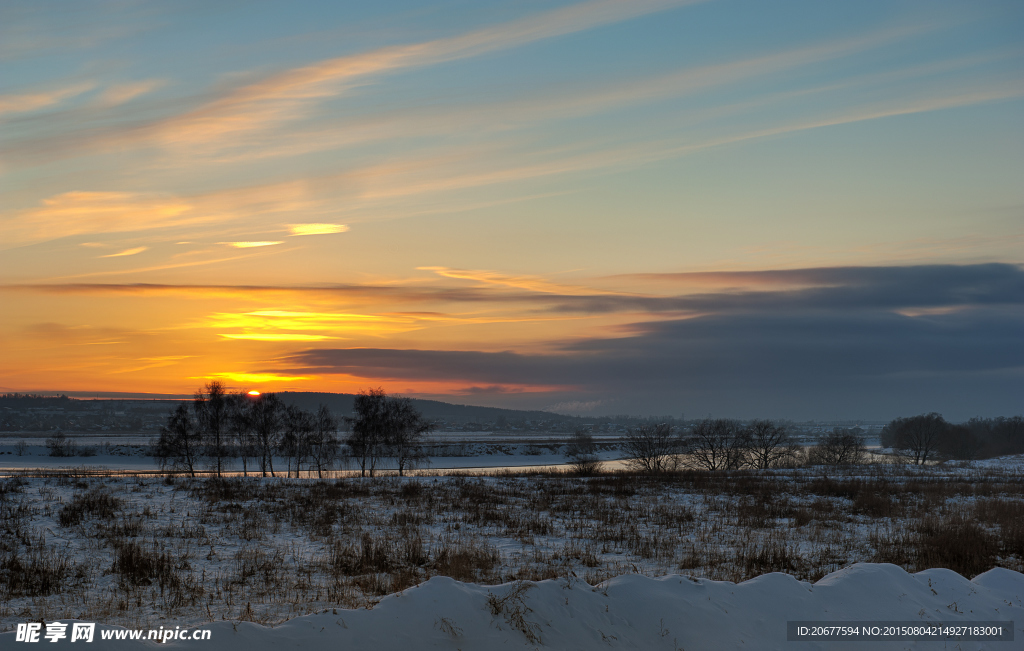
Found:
<box><xmin>5</xmin><ymin>563</ymin><xmax>1019</xmax><ymax>650</ymax></box>
<box><xmin>0</xmin><ymin>441</ymin><xmax>625</xmax><ymax>473</ymax></box>
<box><xmin>965</xmin><ymin>454</ymin><xmax>1024</xmax><ymax>473</ymax></box>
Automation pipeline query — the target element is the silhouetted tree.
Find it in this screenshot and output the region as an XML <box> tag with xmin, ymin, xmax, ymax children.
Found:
<box><xmin>745</xmin><ymin>420</ymin><xmax>796</xmax><ymax>469</ymax></box>
<box><xmin>225</xmin><ymin>391</ymin><xmax>258</xmax><ymax>476</ymax></box>
<box><xmin>348</xmin><ymin>388</ymin><xmax>388</xmax><ymax>477</ymax></box>
<box><xmin>154</xmin><ymin>404</ymin><xmax>203</xmax><ymax>476</ymax></box>
<box><xmin>882</xmin><ymin>413</ymin><xmax>947</xmax><ymax>465</ymax></box>
<box><xmin>194</xmin><ymin>381</ymin><xmax>230</xmax><ymax>477</ymax></box>
<box><xmin>308</xmin><ymin>405</ymin><xmax>341</xmax><ymax>478</ymax></box>
<box><xmin>687</xmin><ymin>419</ymin><xmax>749</xmax><ymax>471</ymax></box>
<box><xmin>347</xmin><ymin>389</ymin><xmax>429</xmax><ymax>477</ymax></box>
<box><xmin>966</xmin><ymin>416</ymin><xmax>1024</xmax><ymax>458</ymax></box>
<box><xmin>623</xmin><ymin>423</ymin><xmax>680</xmax><ymax>473</ymax></box>
<box><xmin>45</xmin><ymin>430</ymin><xmax>75</xmax><ymax>457</ymax></box>
<box><xmin>565</xmin><ymin>428</ymin><xmax>601</xmax><ymax>474</ymax></box>
<box><xmin>938</xmin><ymin>424</ymin><xmax>983</xmax><ymax>460</ymax></box>
<box><xmin>808</xmin><ymin>428</ymin><xmax>866</xmax><ymax>466</ymax></box>
<box><xmin>281</xmin><ymin>404</ymin><xmax>314</xmax><ymax>477</ymax></box>
<box><xmin>249</xmin><ymin>393</ymin><xmax>283</xmax><ymax>476</ymax></box>
<box><xmin>385</xmin><ymin>396</ymin><xmax>431</xmax><ymax>477</ymax></box>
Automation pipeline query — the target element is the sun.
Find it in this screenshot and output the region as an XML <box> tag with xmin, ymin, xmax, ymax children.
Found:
<box><xmin>247</xmin><ymin>390</ymin><xmax>261</xmax><ymax>397</ymax></box>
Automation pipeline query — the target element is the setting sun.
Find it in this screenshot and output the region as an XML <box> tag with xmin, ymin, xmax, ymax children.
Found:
<box><xmin>247</xmin><ymin>390</ymin><xmax>261</xmax><ymax>397</ymax></box>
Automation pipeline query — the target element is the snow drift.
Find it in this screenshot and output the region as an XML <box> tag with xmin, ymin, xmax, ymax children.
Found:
<box><xmin>4</xmin><ymin>563</ymin><xmax>1021</xmax><ymax>650</ymax></box>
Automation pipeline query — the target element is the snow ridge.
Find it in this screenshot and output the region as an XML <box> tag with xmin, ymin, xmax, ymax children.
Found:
<box><xmin>5</xmin><ymin>563</ymin><xmax>1021</xmax><ymax>650</ymax></box>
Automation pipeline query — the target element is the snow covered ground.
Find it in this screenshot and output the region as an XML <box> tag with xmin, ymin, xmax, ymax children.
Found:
<box><xmin>2</xmin><ymin>563</ymin><xmax>1020</xmax><ymax>650</ymax></box>
<box><xmin>3</xmin><ymin>459</ymin><xmax>1023</xmax><ymax>649</ymax></box>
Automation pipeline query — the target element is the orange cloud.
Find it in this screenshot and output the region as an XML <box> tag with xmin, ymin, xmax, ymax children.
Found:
<box><xmin>418</xmin><ymin>266</ymin><xmax>627</xmax><ymax>296</ymax></box>
<box><xmin>99</xmin><ymin>246</ymin><xmax>148</xmax><ymax>258</ymax></box>
<box><xmin>205</xmin><ymin>310</ymin><xmax>422</xmax><ymax>339</ymax></box>
<box><xmin>3</xmin><ymin>192</ymin><xmax>195</xmax><ymax>245</ymax></box>
<box><xmin>202</xmin><ymin>372</ymin><xmax>313</xmax><ymax>384</ymax></box>
<box><xmin>223</xmin><ymin>241</ymin><xmax>283</xmax><ymax>248</ymax></box>
<box><xmin>288</xmin><ymin>223</ymin><xmax>348</xmax><ymax>236</ymax></box>
<box><xmin>2</xmin><ymin>177</ymin><xmax>322</xmax><ymax>247</ymax></box>
<box><xmin>219</xmin><ymin>333</ymin><xmax>334</xmax><ymax>341</ymax></box>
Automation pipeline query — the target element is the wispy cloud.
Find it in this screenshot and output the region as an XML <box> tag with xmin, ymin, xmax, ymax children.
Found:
<box><xmin>223</xmin><ymin>241</ymin><xmax>283</xmax><ymax>248</ymax></box>
<box><xmin>288</xmin><ymin>223</ymin><xmax>348</xmax><ymax>236</ymax></box>
<box><xmin>97</xmin><ymin>79</ymin><xmax>166</xmax><ymax>107</ymax></box>
<box><xmin>418</xmin><ymin>266</ymin><xmax>627</xmax><ymax>295</ymax></box>
<box><xmin>2</xmin><ymin>191</ymin><xmax>195</xmax><ymax>245</ymax></box>
<box><xmin>219</xmin><ymin>333</ymin><xmax>334</xmax><ymax>342</ymax></box>
<box><xmin>347</xmin><ymin>79</ymin><xmax>1024</xmax><ymax>204</ymax></box>
<box><xmin>99</xmin><ymin>246</ymin><xmax>148</xmax><ymax>258</ymax></box>
<box><xmin>0</xmin><ymin>82</ymin><xmax>95</xmax><ymax>116</ymax></box>
<box><xmin>1</xmin><ymin>179</ymin><xmax>322</xmax><ymax>247</ymax></box>
<box><xmin>144</xmin><ymin>0</ymin><xmax>705</xmax><ymax>149</ymax></box>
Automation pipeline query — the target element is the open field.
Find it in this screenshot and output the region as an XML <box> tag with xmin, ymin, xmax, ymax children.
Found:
<box><xmin>2</xmin><ymin>461</ymin><xmax>1023</xmax><ymax>632</ymax></box>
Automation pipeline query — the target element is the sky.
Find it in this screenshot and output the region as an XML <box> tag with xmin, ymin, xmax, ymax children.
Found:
<box><xmin>1</xmin><ymin>0</ymin><xmax>1022</xmax><ymax>420</ymax></box>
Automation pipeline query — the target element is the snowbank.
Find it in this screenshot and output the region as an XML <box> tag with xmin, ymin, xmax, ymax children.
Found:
<box><xmin>4</xmin><ymin>563</ymin><xmax>1020</xmax><ymax>650</ymax></box>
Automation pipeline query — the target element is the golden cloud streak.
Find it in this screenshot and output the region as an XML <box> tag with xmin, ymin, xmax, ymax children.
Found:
<box><xmin>4</xmin><ymin>192</ymin><xmax>195</xmax><ymax>245</ymax></box>
<box><xmin>206</xmin><ymin>310</ymin><xmax>422</xmax><ymax>338</ymax></box>
<box><xmin>219</xmin><ymin>333</ymin><xmax>334</xmax><ymax>341</ymax></box>
<box><xmin>223</xmin><ymin>241</ymin><xmax>283</xmax><ymax>248</ymax></box>
<box><xmin>288</xmin><ymin>223</ymin><xmax>348</xmax><ymax>236</ymax></box>
<box><xmin>418</xmin><ymin>266</ymin><xmax>628</xmax><ymax>296</ymax></box>
<box><xmin>99</xmin><ymin>246</ymin><xmax>148</xmax><ymax>258</ymax></box>
<box><xmin>202</xmin><ymin>372</ymin><xmax>313</xmax><ymax>384</ymax></box>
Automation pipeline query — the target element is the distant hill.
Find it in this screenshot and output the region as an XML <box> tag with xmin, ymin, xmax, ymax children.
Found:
<box><xmin>276</xmin><ymin>392</ymin><xmax>573</xmax><ymax>425</ymax></box>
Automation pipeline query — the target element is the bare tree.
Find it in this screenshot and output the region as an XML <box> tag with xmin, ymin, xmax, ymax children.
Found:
<box><xmin>745</xmin><ymin>420</ymin><xmax>795</xmax><ymax>469</ymax></box>
<box><xmin>687</xmin><ymin>419</ymin><xmax>749</xmax><ymax>471</ymax></box>
<box><xmin>249</xmin><ymin>393</ymin><xmax>283</xmax><ymax>477</ymax></box>
<box><xmin>564</xmin><ymin>428</ymin><xmax>601</xmax><ymax>474</ymax></box>
<box><xmin>348</xmin><ymin>388</ymin><xmax>388</xmax><ymax>477</ymax></box>
<box><xmin>194</xmin><ymin>381</ymin><xmax>231</xmax><ymax>477</ymax></box>
<box><xmin>14</xmin><ymin>440</ymin><xmax>27</xmax><ymax>456</ymax></box>
<box><xmin>347</xmin><ymin>389</ymin><xmax>429</xmax><ymax>477</ymax></box>
<box><xmin>46</xmin><ymin>431</ymin><xmax>75</xmax><ymax>457</ymax></box>
<box><xmin>881</xmin><ymin>413</ymin><xmax>947</xmax><ymax>465</ymax></box>
<box><xmin>938</xmin><ymin>424</ymin><xmax>983</xmax><ymax>460</ymax></box>
<box><xmin>281</xmin><ymin>404</ymin><xmax>314</xmax><ymax>477</ymax></box>
<box><xmin>308</xmin><ymin>405</ymin><xmax>340</xmax><ymax>478</ymax></box>
<box><xmin>385</xmin><ymin>396</ymin><xmax>431</xmax><ymax>477</ymax></box>
<box><xmin>226</xmin><ymin>392</ymin><xmax>257</xmax><ymax>476</ymax></box>
<box><xmin>623</xmin><ymin>423</ymin><xmax>680</xmax><ymax>473</ymax></box>
<box><xmin>808</xmin><ymin>428</ymin><xmax>866</xmax><ymax>466</ymax></box>
<box><xmin>154</xmin><ymin>404</ymin><xmax>203</xmax><ymax>476</ymax></box>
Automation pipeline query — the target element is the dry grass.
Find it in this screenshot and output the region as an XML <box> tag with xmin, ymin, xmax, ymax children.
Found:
<box><xmin>1</xmin><ymin>465</ymin><xmax>1022</xmax><ymax>629</ymax></box>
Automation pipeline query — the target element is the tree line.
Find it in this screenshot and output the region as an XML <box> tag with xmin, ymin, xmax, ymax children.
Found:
<box><xmin>570</xmin><ymin>412</ymin><xmax>1023</xmax><ymax>474</ymax></box>
<box><xmin>154</xmin><ymin>383</ymin><xmax>430</xmax><ymax>477</ymax></box>
<box><xmin>880</xmin><ymin>413</ymin><xmax>1024</xmax><ymax>464</ymax></box>
<box><xmin>607</xmin><ymin>419</ymin><xmax>859</xmax><ymax>472</ymax></box>
<box><xmin>159</xmin><ymin>387</ymin><xmax>1022</xmax><ymax>478</ymax></box>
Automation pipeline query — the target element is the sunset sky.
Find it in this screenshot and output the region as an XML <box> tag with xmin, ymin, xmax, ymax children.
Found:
<box><xmin>2</xmin><ymin>0</ymin><xmax>1022</xmax><ymax>420</ymax></box>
